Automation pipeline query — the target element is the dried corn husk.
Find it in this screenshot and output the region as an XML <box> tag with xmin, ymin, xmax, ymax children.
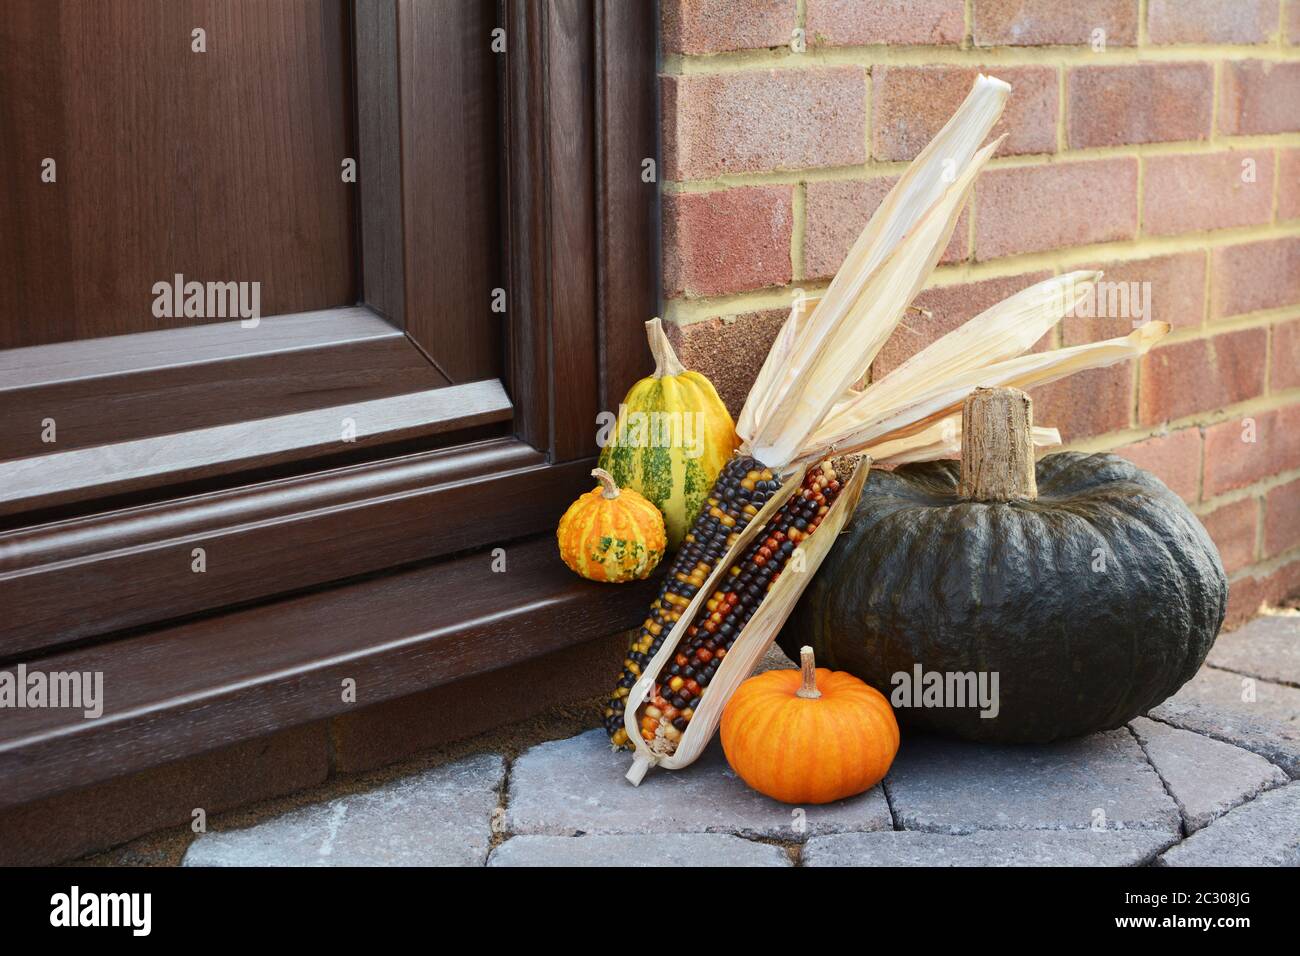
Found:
<box><xmin>807</xmin><ymin>321</ymin><xmax>1168</xmax><ymax>459</ymax></box>
<box><xmin>734</xmin><ymin>293</ymin><xmax>820</xmax><ymax>443</ymax></box>
<box><xmin>622</xmin><ymin>74</ymin><xmax>1170</xmax><ymax>785</ymax></box>
<box><xmin>749</xmin><ymin>137</ymin><xmax>1001</xmax><ymax>467</ymax></box>
<box><xmin>831</xmin><ymin>270</ymin><xmax>1102</xmax><ymax>432</ymax></box>
<box><xmin>742</xmin><ymin>74</ymin><xmax>1013</xmax><ymax>467</ymax></box>
<box><xmin>867</xmin><ymin>416</ymin><xmax>1061</xmax><ymax>465</ymax></box>
<box><xmin>624</xmin><ymin>456</ymin><xmax>870</xmax><ymax>784</ymax></box>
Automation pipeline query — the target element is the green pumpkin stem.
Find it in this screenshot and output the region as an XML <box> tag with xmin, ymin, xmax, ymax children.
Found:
<box><xmin>797</xmin><ymin>645</ymin><xmax>822</xmax><ymax>699</ymax></box>
<box><xmin>958</xmin><ymin>386</ymin><xmax>1039</xmax><ymax>502</ymax></box>
<box><xmin>591</xmin><ymin>468</ymin><xmax>621</xmax><ymax>500</ymax></box>
<box><xmin>645</xmin><ymin>317</ymin><xmax>687</xmax><ymax>379</ymax></box>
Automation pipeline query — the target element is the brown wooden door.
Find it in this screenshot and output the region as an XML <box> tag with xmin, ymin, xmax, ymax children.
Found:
<box><xmin>0</xmin><ymin>0</ymin><xmax>657</xmax><ymax>661</ymax></box>
<box><xmin>0</xmin><ymin>0</ymin><xmax>515</xmax><ymax>651</ymax></box>
<box><xmin>0</xmin><ymin>0</ymin><xmax>507</xmax><ymax>495</ymax></box>
<box><xmin>1</xmin><ymin>0</ymin><xmax>358</xmax><ymax>347</ymax></box>
<box><xmin>0</xmin><ymin>0</ymin><xmax>660</xmax><ymax>815</ymax></box>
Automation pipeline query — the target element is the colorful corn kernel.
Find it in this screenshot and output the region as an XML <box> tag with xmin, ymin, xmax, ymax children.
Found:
<box><xmin>633</xmin><ymin>462</ymin><xmax>842</xmax><ymax>753</ymax></box>
<box><xmin>604</xmin><ymin>456</ymin><xmax>781</xmax><ymax>746</ymax></box>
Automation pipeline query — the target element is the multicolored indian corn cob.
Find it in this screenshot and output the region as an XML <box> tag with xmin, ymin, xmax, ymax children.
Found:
<box><xmin>635</xmin><ymin>462</ymin><xmax>843</xmax><ymax>754</ymax></box>
<box><xmin>604</xmin><ymin>455</ymin><xmax>781</xmax><ymax>747</ymax></box>
<box><xmin>605</xmin><ymin>460</ymin><xmax>843</xmax><ymax>750</ymax></box>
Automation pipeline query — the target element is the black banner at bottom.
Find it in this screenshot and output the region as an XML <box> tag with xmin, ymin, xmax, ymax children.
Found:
<box><xmin>0</xmin><ymin>864</ymin><xmax>1283</xmax><ymax>941</ymax></box>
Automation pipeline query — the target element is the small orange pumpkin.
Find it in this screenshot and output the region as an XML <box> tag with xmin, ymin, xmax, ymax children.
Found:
<box><xmin>721</xmin><ymin>645</ymin><xmax>899</xmax><ymax>804</ymax></box>
<box><xmin>557</xmin><ymin>469</ymin><xmax>666</xmax><ymax>584</ymax></box>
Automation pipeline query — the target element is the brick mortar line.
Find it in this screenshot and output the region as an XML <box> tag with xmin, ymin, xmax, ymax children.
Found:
<box><xmin>957</xmin><ymin>225</ymin><xmax>1300</xmax><ymax>283</ymax></box>
<box><xmin>1195</xmin><ymin>403</ymin><xmax>1208</xmax><ymax>500</ymax></box>
<box><xmin>664</xmin><ymin>133</ymin><xmax>1300</xmax><ymax>193</ymax></box>
<box><xmin>1130</xmin><ymin>349</ymin><xmax>1141</xmax><ymax>429</ymax></box>
<box><xmin>1272</xmin><ymin>144</ymin><xmax>1285</xmax><ymax>224</ymax></box>
<box><xmin>1056</xmin><ymin>53</ymin><xmax>1068</xmax><ymax>153</ymax></box>
<box><xmin>662</xmin><ymin>45</ymin><xmax>1300</xmax><ymax>76</ymax></box>
<box><xmin>1166</xmin><ymin>304</ymin><xmax>1300</xmax><ymax>342</ymax></box>
<box><xmin>666</xmin><ymin>318</ymin><xmax>1300</xmax><ymax>477</ymax></box>
<box><xmin>1264</xmin><ymin>294</ymin><xmax>1276</xmax><ymax>395</ymax></box>
<box><xmin>1201</xmin><ymin>241</ymin><xmax>1214</xmax><ymax>331</ymax></box>
<box><xmin>934</xmin><ymin>227</ymin><xmax>1300</xmax><ymax>287</ymax></box>
<box><xmin>1226</xmin><ymin>546</ymin><xmax>1300</xmax><ymax>585</ymax></box>
<box><xmin>1065</xmin><ymin>393</ymin><xmax>1300</xmax><ymax>458</ymax></box>
<box><xmin>1093</xmin><ymin>473</ymin><xmax>1296</xmax><ymax>553</ymax></box>
<box><xmin>966</xmin><ymin>170</ymin><xmax>978</xmax><ymax>259</ymax></box>
<box><xmin>665</xmin><ymin>283</ymin><xmax>827</xmax><ymax>325</ymax></box>
<box><xmin>1135</xmin><ymin>143</ymin><xmax>1147</xmax><ymax>238</ymax></box>
<box><xmin>664</xmin><ymin>225</ymin><xmax>1300</xmax><ymax>326</ymax></box>
<box><xmin>864</xmin><ymin>68</ymin><xmax>873</xmax><ymax>173</ymax></box>
<box><xmin>1195</xmin><ymin>484</ymin><xmax>1300</xmax><ymax>531</ymax></box>
<box><xmin>1253</xmin><ymin>493</ymin><xmax>1266</xmax><ymax>567</ymax></box>
<box><xmin>1211</xmin><ymin>59</ymin><xmax>1224</xmax><ymax>141</ymax></box>
<box><xmin>666</xmin><ymin>274</ymin><xmax>1300</xmax><ymax>330</ymax></box>
<box><xmin>791</xmin><ymin>181</ymin><xmax>807</xmax><ymax>281</ymax></box>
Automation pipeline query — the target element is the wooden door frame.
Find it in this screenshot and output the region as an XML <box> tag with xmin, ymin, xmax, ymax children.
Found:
<box><xmin>0</xmin><ymin>0</ymin><xmax>658</xmax><ymax>662</ymax></box>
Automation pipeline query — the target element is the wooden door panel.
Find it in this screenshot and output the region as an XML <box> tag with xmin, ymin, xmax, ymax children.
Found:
<box><xmin>0</xmin><ymin>0</ymin><xmax>357</xmax><ymax>347</ymax></box>
<box><xmin>356</xmin><ymin>0</ymin><xmax>503</xmax><ymax>385</ymax></box>
<box><xmin>0</xmin><ymin>307</ymin><xmax>448</xmax><ymax>461</ymax></box>
<box><xmin>0</xmin><ymin>1</ymin><xmax>531</xmax><ymax>537</ymax></box>
<box><xmin>0</xmin><ymin>438</ymin><xmax>601</xmax><ymax>657</ymax></box>
<box><xmin>398</xmin><ymin>0</ymin><xmax>502</xmax><ymax>384</ymax></box>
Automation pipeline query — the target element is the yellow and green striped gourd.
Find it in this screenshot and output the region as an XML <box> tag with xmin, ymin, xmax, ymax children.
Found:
<box><xmin>598</xmin><ymin>319</ymin><xmax>738</xmax><ymax>550</ymax></box>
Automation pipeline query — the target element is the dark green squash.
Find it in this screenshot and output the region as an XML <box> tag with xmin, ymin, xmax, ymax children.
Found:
<box><xmin>779</xmin><ymin>387</ymin><xmax>1226</xmax><ymax>743</ymax></box>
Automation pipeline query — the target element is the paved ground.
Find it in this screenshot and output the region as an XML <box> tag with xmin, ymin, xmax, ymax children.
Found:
<box><xmin>183</xmin><ymin>611</ymin><xmax>1300</xmax><ymax>867</ymax></box>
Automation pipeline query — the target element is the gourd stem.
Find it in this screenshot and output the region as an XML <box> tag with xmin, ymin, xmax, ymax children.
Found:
<box><xmin>591</xmin><ymin>468</ymin><xmax>620</xmax><ymax>500</ymax></box>
<box><xmin>645</xmin><ymin>317</ymin><xmax>687</xmax><ymax>379</ymax></box>
<box><xmin>958</xmin><ymin>386</ymin><xmax>1038</xmax><ymax>502</ymax></box>
<box><xmin>796</xmin><ymin>645</ymin><xmax>822</xmax><ymax>699</ymax></box>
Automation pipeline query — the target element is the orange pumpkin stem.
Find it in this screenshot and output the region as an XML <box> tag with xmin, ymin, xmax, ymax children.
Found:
<box><xmin>591</xmin><ymin>468</ymin><xmax>621</xmax><ymax>500</ymax></box>
<box><xmin>796</xmin><ymin>645</ymin><xmax>822</xmax><ymax>699</ymax></box>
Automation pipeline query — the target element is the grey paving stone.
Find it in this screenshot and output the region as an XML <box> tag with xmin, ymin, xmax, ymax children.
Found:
<box><xmin>506</xmin><ymin>729</ymin><xmax>891</xmax><ymax>839</ymax></box>
<box><xmin>754</xmin><ymin>642</ymin><xmax>795</xmax><ymax>674</ymax></box>
<box><xmin>804</xmin><ymin>829</ymin><xmax>1177</xmax><ymax>867</ymax></box>
<box><xmin>1207</xmin><ymin>613</ymin><xmax>1300</xmax><ymax>686</ymax></box>
<box><xmin>1148</xmin><ymin>665</ymin><xmax>1300</xmax><ymax>778</ymax></box>
<box><xmin>183</xmin><ymin>753</ymin><xmax>504</xmax><ymax>867</ymax></box>
<box><xmin>1130</xmin><ymin>717</ymin><xmax>1287</xmax><ymax>832</ymax></box>
<box><xmin>884</xmin><ymin>730</ymin><xmax>1180</xmax><ymax>834</ymax></box>
<box><xmin>1159</xmin><ymin>781</ymin><xmax>1300</xmax><ymax>867</ymax></box>
<box><xmin>488</xmin><ymin>833</ymin><xmax>791</xmax><ymax>867</ymax></box>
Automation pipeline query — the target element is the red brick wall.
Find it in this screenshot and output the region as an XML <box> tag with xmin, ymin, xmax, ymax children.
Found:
<box><xmin>660</xmin><ymin>0</ymin><xmax>1300</xmax><ymax>626</ymax></box>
